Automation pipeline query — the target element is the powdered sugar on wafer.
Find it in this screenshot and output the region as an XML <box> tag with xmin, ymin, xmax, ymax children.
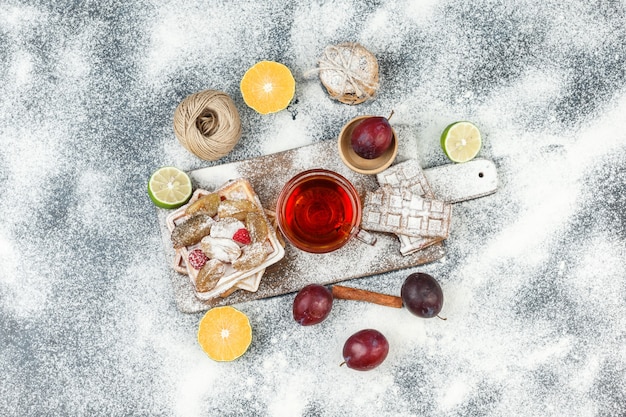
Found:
<box><xmin>362</xmin><ymin>185</ymin><xmax>452</xmax><ymax>239</ymax></box>
<box><xmin>376</xmin><ymin>159</ymin><xmax>442</xmax><ymax>255</ymax></box>
<box><xmin>376</xmin><ymin>159</ymin><xmax>435</xmax><ymax>198</ymax></box>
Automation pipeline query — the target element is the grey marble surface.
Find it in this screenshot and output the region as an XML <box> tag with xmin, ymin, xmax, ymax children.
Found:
<box><xmin>1</xmin><ymin>1</ymin><xmax>625</xmax><ymax>416</ymax></box>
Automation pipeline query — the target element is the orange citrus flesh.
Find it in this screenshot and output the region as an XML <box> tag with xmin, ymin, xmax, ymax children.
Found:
<box><xmin>240</xmin><ymin>61</ymin><xmax>295</xmax><ymax>114</ymax></box>
<box><xmin>197</xmin><ymin>306</ymin><xmax>252</xmax><ymax>361</ymax></box>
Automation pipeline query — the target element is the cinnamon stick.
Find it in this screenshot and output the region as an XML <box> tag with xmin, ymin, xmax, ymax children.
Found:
<box><xmin>332</xmin><ymin>285</ymin><xmax>403</xmax><ymax>309</ymax></box>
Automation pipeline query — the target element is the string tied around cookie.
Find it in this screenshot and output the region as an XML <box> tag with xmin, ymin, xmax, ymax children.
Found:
<box><xmin>173</xmin><ymin>90</ymin><xmax>242</xmax><ymax>161</ymax></box>
<box><xmin>304</xmin><ymin>42</ymin><xmax>380</xmax><ymax>105</ymax></box>
<box><xmin>318</xmin><ymin>43</ymin><xmax>379</xmax><ymax>99</ymax></box>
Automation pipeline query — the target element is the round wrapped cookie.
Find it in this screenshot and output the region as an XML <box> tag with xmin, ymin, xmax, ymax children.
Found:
<box><xmin>318</xmin><ymin>42</ymin><xmax>379</xmax><ymax>105</ymax></box>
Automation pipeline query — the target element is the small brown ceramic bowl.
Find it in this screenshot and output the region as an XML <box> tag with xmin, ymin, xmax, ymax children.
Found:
<box><xmin>337</xmin><ymin>115</ymin><xmax>399</xmax><ymax>175</ymax></box>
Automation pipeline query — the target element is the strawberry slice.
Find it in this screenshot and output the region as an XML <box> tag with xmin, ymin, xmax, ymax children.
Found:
<box><xmin>232</xmin><ymin>228</ymin><xmax>251</xmax><ymax>245</ymax></box>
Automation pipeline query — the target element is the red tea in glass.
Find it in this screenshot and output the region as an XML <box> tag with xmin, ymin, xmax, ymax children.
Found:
<box><xmin>276</xmin><ymin>169</ymin><xmax>362</xmax><ymax>253</ymax></box>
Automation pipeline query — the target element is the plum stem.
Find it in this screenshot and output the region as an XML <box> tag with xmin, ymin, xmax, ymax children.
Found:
<box><xmin>339</xmin><ymin>361</ymin><xmax>346</xmax><ymax>367</ymax></box>
<box><xmin>436</xmin><ymin>315</ymin><xmax>447</xmax><ymax>321</ymax></box>
<box><xmin>387</xmin><ymin>110</ymin><xmax>395</xmax><ymax>121</ymax></box>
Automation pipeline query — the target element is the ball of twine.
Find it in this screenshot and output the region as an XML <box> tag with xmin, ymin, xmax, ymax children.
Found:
<box><xmin>173</xmin><ymin>90</ymin><xmax>242</xmax><ymax>161</ymax></box>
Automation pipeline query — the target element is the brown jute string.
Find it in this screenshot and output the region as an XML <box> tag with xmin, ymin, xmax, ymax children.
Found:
<box><xmin>173</xmin><ymin>90</ymin><xmax>242</xmax><ymax>161</ymax></box>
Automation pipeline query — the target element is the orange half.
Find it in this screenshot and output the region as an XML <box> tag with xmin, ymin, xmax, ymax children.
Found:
<box><xmin>240</xmin><ymin>61</ymin><xmax>295</xmax><ymax>114</ymax></box>
<box><xmin>197</xmin><ymin>306</ymin><xmax>252</xmax><ymax>361</ymax></box>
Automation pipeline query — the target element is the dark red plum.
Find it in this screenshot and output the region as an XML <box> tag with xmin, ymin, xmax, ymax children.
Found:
<box><xmin>350</xmin><ymin>116</ymin><xmax>393</xmax><ymax>159</ymax></box>
<box><xmin>293</xmin><ymin>284</ymin><xmax>333</xmax><ymax>325</ymax></box>
<box><xmin>401</xmin><ymin>272</ymin><xmax>444</xmax><ymax>318</ymax></box>
<box><xmin>341</xmin><ymin>329</ymin><xmax>389</xmax><ymax>371</ymax></box>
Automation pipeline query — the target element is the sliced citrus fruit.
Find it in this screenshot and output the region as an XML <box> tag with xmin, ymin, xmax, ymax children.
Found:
<box><xmin>197</xmin><ymin>306</ymin><xmax>252</xmax><ymax>361</ymax></box>
<box><xmin>440</xmin><ymin>121</ymin><xmax>482</xmax><ymax>163</ymax></box>
<box><xmin>147</xmin><ymin>166</ymin><xmax>192</xmax><ymax>209</ymax></box>
<box><xmin>240</xmin><ymin>61</ymin><xmax>295</xmax><ymax>114</ymax></box>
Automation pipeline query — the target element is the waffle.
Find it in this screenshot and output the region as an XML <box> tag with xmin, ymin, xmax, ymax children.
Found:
<box><xmin>166</xmin><ymin>178</ymin><xmax>285</xmax><ymax>301</ymax></box>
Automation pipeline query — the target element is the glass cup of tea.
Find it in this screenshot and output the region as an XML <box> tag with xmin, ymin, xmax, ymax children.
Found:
<box><xmin>276</xmin><ymin>169</ymin><xmax>375</xmax><ymax>253</ymax></box>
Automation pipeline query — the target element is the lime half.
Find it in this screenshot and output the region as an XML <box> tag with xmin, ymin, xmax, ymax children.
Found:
<box><xmin>440</xmin><ymin>121</ymin><xmax>482</xmax><ymax>163</ymax></box>
<box><xmin>148</xmin><ymin>166</ymin><xmax>192</xmax><ymax>209</ymax></box>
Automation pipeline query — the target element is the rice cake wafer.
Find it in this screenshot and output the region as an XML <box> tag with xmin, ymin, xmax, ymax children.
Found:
<box><xmin>362</xmin><ymin>185</ymin><xmax>452</xmax><ymax>239</ymax></box>
<box><xmin>376</xmin><ymin>159</ymin><xmax>434</xmax><ymax>198</ymax></box>
<box><xmin>376</xmin><ymin>160</ymin><xmax>442</xmax><ymax>255</ymax></box>
<box><xmin>398</xmin><ymin>235</ymin><xmax>444</xmax><ymax>256</ymax></box>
